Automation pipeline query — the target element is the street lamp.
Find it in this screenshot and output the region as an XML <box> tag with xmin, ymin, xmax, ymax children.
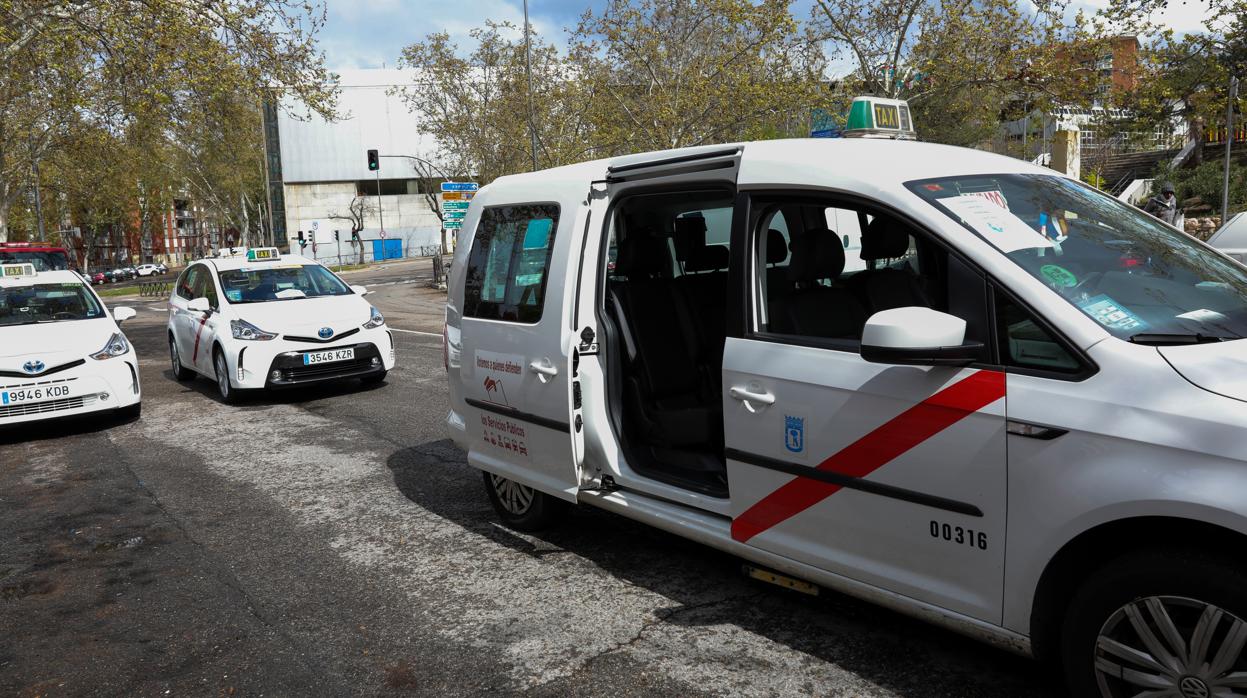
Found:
<box><xmin>523</xmin><ymin>0</ymin><xmax>538</xmax><ymax>171</ymax></box>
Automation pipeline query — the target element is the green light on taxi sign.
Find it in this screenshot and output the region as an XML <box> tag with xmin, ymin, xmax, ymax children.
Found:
<box><xmin>846</xmin><ymin>100</ymin><xmax>874</xmax><ymax>131</ymax></box>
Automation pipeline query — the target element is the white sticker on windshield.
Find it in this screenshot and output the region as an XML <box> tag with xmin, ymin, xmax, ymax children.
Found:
<box><xmin>940</xmin><ymin>195</ymin><xmax>1054</xmax><ymax>253</ymax></box>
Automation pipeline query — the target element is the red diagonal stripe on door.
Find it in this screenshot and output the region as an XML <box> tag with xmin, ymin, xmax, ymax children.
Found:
<box><xmin>730</xmin><ymin>370</ymin><xmax>1006</xmax><ymax>544</ymax></box>
<box><xmin>191</xmin><ymin>314</ymin><xmax>210</xmax><ymax>363</ymax></box>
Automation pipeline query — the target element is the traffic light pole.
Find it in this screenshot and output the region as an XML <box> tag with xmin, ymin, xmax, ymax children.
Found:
<box><xmin>374</xmin><ymin>167</ymin><xmax>384</xmax><ymax>243</ymax></box>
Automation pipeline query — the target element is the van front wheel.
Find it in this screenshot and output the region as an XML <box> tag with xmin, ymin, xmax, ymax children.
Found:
<box><xmin>1061</xmin><ymin>549</ymin><xmax>1247</xmax><ymax>698</ymax></box>
<box><xmin>483</xmin><ymin>471</ymin><xmax>569</xmax><ymax>532</ymax></box>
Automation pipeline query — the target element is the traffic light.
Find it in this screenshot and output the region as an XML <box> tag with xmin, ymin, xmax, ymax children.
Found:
<box><xmin>297</xmin><ymin>230</ymin><xmax>307</xmax><ymax>250</ymax></box>
<box><xmin>333</xmin><ymin>230</ymin><xmax>340</xmax><ymax>241</ymax></box>
<box><xmin>367</xmin><ymin>149</ymin><xmax>379</xmax><ymax>171</ymax></box>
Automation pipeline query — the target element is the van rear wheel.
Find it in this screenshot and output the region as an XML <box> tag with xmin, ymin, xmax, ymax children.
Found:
<box><xmin>1061</xmin><ymin>549</ymin><xmax>1247</xmax><ymax>698</ymax></box>
<box><xmin>483</xmin><ymin>471</ymin><xmax>569</xmax><ymax>532</ymax></box>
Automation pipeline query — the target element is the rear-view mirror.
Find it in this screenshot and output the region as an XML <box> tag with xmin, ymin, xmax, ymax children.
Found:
<box><xmin>859</xmin><ymin>307</ymin><xmax>982</xmax><ymax>367</ymax></box>
<box><xmin>187</xmin><ymin>297</ymin><xmax>211</xmax><ymax>313</ymax></box>
<box><xmin>112</xmin><ymin>306</ymin><xmax>136</xmax><ymax>323</ymax></box>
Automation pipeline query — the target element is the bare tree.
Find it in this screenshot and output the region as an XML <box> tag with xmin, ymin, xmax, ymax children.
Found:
<box><xmin>327</xmin><ymin>195</ymin><xmax>377</xmax><ymax>265</ymax></box>
<box><xmin>405</xmin><ymin>158</ymin><xmax>451</xmax><ymax>254</ymax></box>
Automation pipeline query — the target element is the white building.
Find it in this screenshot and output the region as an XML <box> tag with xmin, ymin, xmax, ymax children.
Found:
<box><xmin>263</xmin><ymin>69</ymin><xmax>448</xmax><ymax>263</ymax></box>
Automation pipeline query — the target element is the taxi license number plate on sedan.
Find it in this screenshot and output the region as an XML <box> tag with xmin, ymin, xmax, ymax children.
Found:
<box><xmin>303</xmin><ymin>348</ymin><xmax>355</xmax><ymax>365</ymax></box>
<box><xmin>1</xmin><ymin>384</ymin><xmax>71</xmax><ymax>405</ymax></box>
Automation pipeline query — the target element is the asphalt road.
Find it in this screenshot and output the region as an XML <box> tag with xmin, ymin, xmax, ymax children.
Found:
<box><xmin>1</xmin><ymin>260</ymin><xmax>1058</xmax><ymax>697</ymax></box>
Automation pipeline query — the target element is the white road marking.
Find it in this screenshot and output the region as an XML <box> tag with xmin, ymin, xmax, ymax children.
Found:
<box><xmin>389</xmin><ymin>327</ymin><xmax>441</xmax><ymax>337</ymax></box>
<box><xmin>147</xmin><ymin>306</ymin><xmax>166</xmax><ymax>312</ymax></box>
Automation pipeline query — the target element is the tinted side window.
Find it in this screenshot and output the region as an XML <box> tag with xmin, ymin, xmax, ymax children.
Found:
<box><xmin>994</xmin><ymin>289</ymin><xmax>1081</xmax><ymax>373</ymax></box>
<box><xmin>463</xmin><ymin>204</ymin><xmax>560</xmax><ymax>323</ymax></box>
<box><xmin>176</xmin><ymin>268</ymin><xmax>195</xmax><ymax>299</ymax></box>
<box><xmin>190</xmin><ymin>266</ymin><xmax>218</xmax><ymax>308</ymax></box>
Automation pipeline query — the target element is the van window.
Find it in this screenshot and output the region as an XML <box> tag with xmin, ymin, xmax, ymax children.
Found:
<box><xmin>753</xmin><ymin>196</ymin><xmax>963</xmax><ymax>349</ymax></box>
<box><xmin>463</xmin><ymin>204</ymin><xmax>560</xmax><ymax>323</ymax></box>
<box><xmin>995</xmin><ymin>289</ymin><xmax>1081</xmax><ymax>373</ymax></box>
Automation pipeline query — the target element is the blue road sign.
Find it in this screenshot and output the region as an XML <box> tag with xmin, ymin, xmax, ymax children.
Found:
<box><xmin>440</xmin><ymin>182</ymin><xmax>479</xmax><ymax>192</ymax></box>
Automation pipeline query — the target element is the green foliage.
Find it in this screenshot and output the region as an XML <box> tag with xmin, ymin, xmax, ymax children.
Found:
<box><xmin>1153</xmin><ymin>158</ymin><xmax>1247</xmax><ymax>214</ymax></box>
<box><xmin>397</xmin><ymin>0</ymin><xmax>832</xmax><ymax>181</ymax></box>
<box><xmin>0</xmin><ymin>1</ymin><xmax>339</xmax><ymax>243</ymax></box>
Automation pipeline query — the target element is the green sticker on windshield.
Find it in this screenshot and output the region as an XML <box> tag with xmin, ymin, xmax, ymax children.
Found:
<box><xmin>1040</xmin><ymin>264</ymin><xmax>1077</xmax><ymax>287</ymax></box>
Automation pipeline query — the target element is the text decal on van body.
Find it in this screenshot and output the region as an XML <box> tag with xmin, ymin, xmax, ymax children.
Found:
<box><xmin>730</xmin><ymin>370</ymin><xmax>1006</xmax><ymax>544</ymax></box>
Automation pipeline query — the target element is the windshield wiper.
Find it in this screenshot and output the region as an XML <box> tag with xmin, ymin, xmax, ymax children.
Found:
<box><xmin>1128</xmin><ymin>332</ymin><xmax>1234</xmax><ymax>345</ymax></box>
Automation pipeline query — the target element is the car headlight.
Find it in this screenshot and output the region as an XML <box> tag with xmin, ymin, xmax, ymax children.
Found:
<box><xmin>90</xmin><ymin>332</ymin><xmax>130</xmax><ymax>360</ymax></box>
<box><xmin>363</xmin><ymin>305</ymin><xmax>385</xmax><ymax>329</ymax></box>
<box><xmin>231</xmin><ymin>319</ymin><xmax>276</xmax><ymax>341</ymax></box>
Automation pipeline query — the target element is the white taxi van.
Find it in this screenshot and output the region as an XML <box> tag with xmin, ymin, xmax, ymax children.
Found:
<box><xmin>446</xmin><ymin>140</ymin><xmax>1247</xmax><ymax>696</ymax></box>
<box><xmin>166</xmin><ymin>248</ymin><xmax>394</xmax><ymax>402</ymax></box>
<box><xmin>0</xmin><ymin>263</ymin><xmax>140</xmax><ymax>424</ymax></box>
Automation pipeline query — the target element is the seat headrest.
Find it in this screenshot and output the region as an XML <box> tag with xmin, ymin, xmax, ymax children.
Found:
<box><xmin>615</xmin><ymin>233</ymin><xmax>668</xmax><ymax>278</ymax></box>
<box><xmin>673</xmin><ymin>216</ymin><xmax>708</xmax><ymax>263</ymax></box>
<box><xmin>860</xmin><ymin>216</ymin><xmax>911</xmax><ymax>261</ymax></box>
<box><xmin>685</xmin><ymin>244</ymin><xmax>728</xmax><ymax>273</ymax></box>
<box><xmin>766</xmin><ymin>229</ymin><xmax>788</xmax><ymax>265</ymax></box>
<box><xmin>787</xmin><ymin>229</ymin><xmax>845</xmax><ymax>283</ymax></box>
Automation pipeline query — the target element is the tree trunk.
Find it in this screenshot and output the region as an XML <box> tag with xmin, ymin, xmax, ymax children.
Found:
<box><xmin>240</xmin><ymin>191</ymin><xmax>250</xmax><ymax>248</ymax></box>
<box><xmin>0</xmin><ymin>206</ymin><xmax>7</xmax><ymax>243</ymax></box>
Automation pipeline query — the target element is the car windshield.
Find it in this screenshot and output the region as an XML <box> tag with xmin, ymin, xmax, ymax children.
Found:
<box><xmin>0</xmin><ymin>250</ymin><xmax>71</xmax><ymax>271</ymax></box>
<box><xmin>217</xmin><ymin>264</ymin><xmax>352</xmax><ymax>303</ymax></box>
<box><xmin>0</xmin><ymin>282</ymin><xmax>105</xmax><ymax>325</ymax></box>
<box><xmin>907</xmin><ymin>173</ymin><xmax>1247</xmax><ymax>343</ymax></box>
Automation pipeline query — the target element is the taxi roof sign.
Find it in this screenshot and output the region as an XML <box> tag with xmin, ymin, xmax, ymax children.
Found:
<box><xmin>844</xmin><ymin>96</ymin><xmax>916</xmax><ymax>140</ymax></box>
<box><xmin>245</xmin><ymin>247</ymin><xmax>281</xmax><ymax>262</ymax></box>
<box><xmin>1</xmin><ymin>263</ymin><xmax>37</xmax><ymax>278</ymax></box>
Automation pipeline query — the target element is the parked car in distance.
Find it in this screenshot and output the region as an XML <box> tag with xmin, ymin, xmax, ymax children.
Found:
<box><xmin>1207</xmin><ymin>211</ymin><xmax>1247</xmax><ymax>263</ymax></box>
<box><xmin>90</xmin><ymin>271</ymin><xmax>107</xmax><ymax>285</ymax></box>
<box><xmin>136</xmin><ymin>264</ymin><xmax>163</xmax><ymax>277</ymax></box>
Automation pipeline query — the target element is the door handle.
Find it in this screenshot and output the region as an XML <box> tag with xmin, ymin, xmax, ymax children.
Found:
<box><xmin>529</xmin><ymin>359</ymin><xmax>558</xmax><ymax>383</ymax></box>
<box><xmin>729</xmin><ymin>385</ymin><xmax>775</xmax><ymax>406</ymax></box>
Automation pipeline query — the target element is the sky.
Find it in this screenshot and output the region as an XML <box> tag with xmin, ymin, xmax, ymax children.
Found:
<box><xmin>318</xmin><ymin>0</ymin><xmax>1215</xmax><ymax>73</ymax></box>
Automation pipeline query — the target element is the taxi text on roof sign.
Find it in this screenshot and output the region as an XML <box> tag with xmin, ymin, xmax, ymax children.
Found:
<box><xmin>1</xmin><ymin>263</ymin><xmax>36</xmax><ymax>278</ymax></box>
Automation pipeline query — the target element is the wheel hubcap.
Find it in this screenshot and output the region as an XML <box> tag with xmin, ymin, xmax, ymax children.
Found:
<box><xmin>1095</xmin><ymin>595</ymin><xmax>1247</xmax><ymax>697</ymax></box>
<box><xmin>215</xmin><ymin>355</ymin><xmax>229</xmax><ymax>396</ymax></box>
<box><xmin>491</xmin><ymin>474</ymin><xmax>534</xmax><ymax>515</ymax></box>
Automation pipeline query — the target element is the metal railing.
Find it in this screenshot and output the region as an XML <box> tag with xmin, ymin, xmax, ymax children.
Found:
<box><xmin>139</xmin><ymin>281</ymin><xmax>172</xmax><ymax>297</ymax></box>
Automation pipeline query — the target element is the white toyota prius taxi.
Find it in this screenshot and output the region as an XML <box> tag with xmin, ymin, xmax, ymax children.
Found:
<box><xmin>0</xmin><ymin>264</ymin><xmax>140</xmax><ymax>425</ymax></box>
<box><xmin>166</xmin><ymin>248</ymin><xmax>394</xmax><ymax>402</ymax></box>
<box><xmin>445</xmin><ymin>140</ymin><xmax>1247</xmax><ymax>696</ymax></box>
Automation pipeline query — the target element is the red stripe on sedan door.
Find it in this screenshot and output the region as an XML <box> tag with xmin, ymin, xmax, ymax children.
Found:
<box><xmin>191</xmin><ymin>314</ymin><xmax>210</xmax><ymax>362</ymax></box>
<box><xmin>730</xmin><ymin>370</ymin><xmax>1006</xmax><ymax>544</ymax></box>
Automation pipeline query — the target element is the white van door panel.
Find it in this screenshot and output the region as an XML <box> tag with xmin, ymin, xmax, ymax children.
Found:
<box><xmin>723</xmin><ymin>339</ymin><xmax>1008</xmax><ymax>622</ymax></box>
<box><xmin>458</xmin><ymin>194</ymin><xmax>592</xmax><ymax>502</ymax></box>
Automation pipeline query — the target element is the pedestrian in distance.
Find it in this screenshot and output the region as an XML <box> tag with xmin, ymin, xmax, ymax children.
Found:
<box><xmin>1143</xmin><ymin>181</ymin><xmax>1179</xmax><ymax>226</ymax></box>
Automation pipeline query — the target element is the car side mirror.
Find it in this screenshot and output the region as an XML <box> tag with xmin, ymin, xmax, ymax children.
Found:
<box><xmin>860</xmin><ymin>307</ymin><xmax>982</xmax><ymax>367</ymax></box>
<box><xmin>187</xmin><ymin>297</ymin><xmax>211</xmax><ymax>313</ymax></box>
<box><xmin>112</xmin><ymin>306</ymin><xmax>137</xmax><ymax>323</ymax></box>
<box><xmin>351</xmin><ymin>285</ymin><xmax>369</xmax><ymax>296</ymax></box>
